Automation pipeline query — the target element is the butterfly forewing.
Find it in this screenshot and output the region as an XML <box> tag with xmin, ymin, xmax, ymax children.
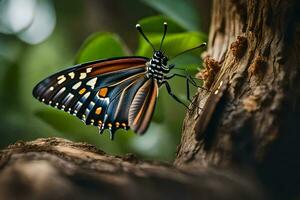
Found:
<box><xmin>33</xmin><ymin>57</ymin><xmax>150</xmax><ymax>136</ymax></box>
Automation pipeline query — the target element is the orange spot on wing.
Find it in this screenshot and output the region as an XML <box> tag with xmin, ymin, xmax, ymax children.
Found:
<box><xmin>98</xmin><ymin>87</ymin><xmax>108</xmax><ymax>97</ymax></box>
<box><xmin>95</xmin><ymin>107</ymin><xmax>102</xmax><ymax>115</ymax></box>
<box><xmin>79</xmin><ymin>88</ymin><xmax>86</xmax><ymax>95</ymax></box>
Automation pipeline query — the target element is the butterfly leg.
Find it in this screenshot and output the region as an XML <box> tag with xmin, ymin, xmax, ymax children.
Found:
<box><xmin>169</xmin><ymin>64</ymin><xmax>175</xmax><ymax>70</ymax></box>
<box><xmin>165</xmin><ymin>73</ymin><xmax>197</xmax><ymax>87</ymax></box>
<box><xmin>164</xmin><ymin>74</ymin><xmax>204</xmax><ymax>111</ymax></box>
<box><xmin>164</xmin><ymin>73</ymin><xmax>195</xmax><ymax>102</ymax></box>
<box><xmin>186</xmin><ymin>74</ymin><xmax>191</xmax><ymax>102</ymax></box>
<box><xmin>163</xmin><ymin>81</ymin><xmax>190</xmax><ymax>110</ymax></box>
<box><xmin>168</xmin><ymin>67</ymin><xmax>211</xmax><ymax>91</ymax></box>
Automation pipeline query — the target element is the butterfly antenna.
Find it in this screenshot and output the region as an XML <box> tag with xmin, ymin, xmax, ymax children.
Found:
<box><xmin>136</xmin><ymin>24</ymin><xmax>155</xmax><ymax>51</ymax></box>
<box><xmin>171</xmin><ymin>42</ymin><xmax>207</xmax><ymax>59</ymax></box>
<box><xmin>159</xmin><ymin>22</ymin><xmax>168</xmax><ymax>51</ymax></box>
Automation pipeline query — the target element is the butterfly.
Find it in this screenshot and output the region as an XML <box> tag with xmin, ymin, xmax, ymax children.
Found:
<box><xmin>33</xmin><ymin>22</ymin><xmax>206</xmax><ymax>140</ymax></box>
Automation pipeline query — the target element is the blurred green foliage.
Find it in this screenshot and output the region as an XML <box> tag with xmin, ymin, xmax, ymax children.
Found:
<box><xmin>0</xmin><ymin>0</ymin><xmax>206</xmax><ymax>162</ymax></box>
<box><xmin>75</xmin><ymin>33</ymin><xmax>128</xmax><ymax>63</ymax></box>
<box><xmin>141</xmin><ymin>0</ymin><xmax>200</xmax><ymax>30</ymax></box>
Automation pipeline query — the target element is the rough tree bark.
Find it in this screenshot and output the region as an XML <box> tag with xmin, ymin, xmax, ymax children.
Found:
<box><xmin>0</xmin><ymin>138</ymin><xmax>262</xmax><ymax>200</ymax></box>
<box><xmin>0</xmin><ymin>0</ymin><xmax>299</xmax><ymax>200</ymax></box>
<box><xmin>176</xmin><ymin>0</ymin><xmax>300</xmax><ymax>199</ymax></box>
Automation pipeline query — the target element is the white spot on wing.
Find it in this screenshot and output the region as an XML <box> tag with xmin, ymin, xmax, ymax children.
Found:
<box><xmin>74</xmin><ymin>102</ymin><xmax>82</xmax><ymax>113</ymax></box>
<box><xmin>55</xmin><ymin>87</ymin><xmax>66</xmax><ymax>98</ymax></box>
<box><xmin>86</xmin><ymin>68</ymin><xmax>92</xmax><ymax>73</ymax></box>
<box><xmin>68</xmin><ymin>72</ymin><xmax>75</xmax><ymax>79</ymax></box>
<box><xmin>84</xmin><ymin>108</ymin><xmax>90</xmax><ymax>118</ymax></box>
<box><xmin>99</xmin><ymin>97</ymin><xmax>110</xmax><ymax>104</ymax></box>
<box><xmin>63</xmin><ymin>93</ymin><xmax>74</xmax><ymax>105</ymax></box>
<box><xmin>72</xmin><ymin>81</ymin><xmax>81</xmax><ymax>90</ymax></box>
<box><xmin>51</xmin><ymin>87</ymin><xmax>67</xmax><ymax>104</ymax></box>
<box><xmin>57</xmin><ymin>75</ymin><xmax>66</xmax><ymax>84</ymax></box>
<box><xmin>86</xmin><ymin>78</ymin><xmax>97</xmax><ymax>89</ymax></box>
<box><xmin>79</xmin><ymin>73</ymin><xmax>87</xmax><ymax>79</ymax></box>
<box><xmin>83</xmin><ymin>92</ymin><xmax>91</xmax><ymax>99</ymax></box>
<box><xmin>88</xmin><ymin>101</ymin><xmax>95</xmax><ymax>109</ymax></box>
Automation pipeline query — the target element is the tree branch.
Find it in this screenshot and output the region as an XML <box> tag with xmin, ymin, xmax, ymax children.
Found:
<box><xmin>0</xmin><ymin>138</ymin><xmax>263</xmax><ymax>200</ymax></box>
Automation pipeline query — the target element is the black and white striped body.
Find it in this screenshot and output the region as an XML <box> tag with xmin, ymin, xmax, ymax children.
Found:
<box><xmin>146</xmin><ymin>51</ymin><xmax>169</xmax><ymax>85</ymax></box>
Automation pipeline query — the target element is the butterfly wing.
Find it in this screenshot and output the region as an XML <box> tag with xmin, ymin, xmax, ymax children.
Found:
<box><xmin>33</xmin><ymin>56</ymin><xmax>151</xmax><ymax>138</ymax></box>
<box><xmin>128</xmin><ymin>79</ymin><xmax>158</xmax><ymax>135</ymax></box>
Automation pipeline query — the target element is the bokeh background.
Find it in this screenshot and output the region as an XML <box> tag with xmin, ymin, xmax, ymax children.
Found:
<box><xmin>0</xmin><ymin>0</ymin><xmax>211</xmax><ymax>162</ymax></box>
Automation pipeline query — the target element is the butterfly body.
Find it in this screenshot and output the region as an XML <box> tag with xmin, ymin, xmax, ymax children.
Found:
<box><xmin>146</xmin><ymin>51</ymin><xmax>169</xmax><ymax>85</ymax></box>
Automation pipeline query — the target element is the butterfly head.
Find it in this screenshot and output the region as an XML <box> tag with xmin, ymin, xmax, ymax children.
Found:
<box><xmin>153</xmin><ymin>51</ymin><xmax>168</xmax><ymax>66</ymax></box>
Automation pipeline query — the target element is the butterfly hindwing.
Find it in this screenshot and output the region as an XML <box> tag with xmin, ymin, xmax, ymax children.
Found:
<box><xmin>128</xmin><ymin>79</ymin><xmax>158</xmax><ymax>135</ymax></box>
<box><xmin>33</xmin><ymin>57</ymin><xmax>150</xmax><ymax>137</ymax></box>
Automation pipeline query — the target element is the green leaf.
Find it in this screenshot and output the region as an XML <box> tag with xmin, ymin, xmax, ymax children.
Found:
<box><xmin>136</xmin><ymin>32</ymin><xmax>207</xmax><ymax>58</ymax></box>
<box><xmin>138</xmin><ymin>15</ymin><xmax>186</xmax><ymax>33</ymax></box>
<box><xmin>170</xmin><ymin>54</ymin><xmax>202</xmax><ymax>74</ymax></box>
<box><xmin>140</xmin><ymin>0</ymin><xmax>200</xmax><ymax>31</ymax></box>
<box><xmin>75</xmin><ymin>32</ymin><xmax>128</xmax><ymax>64</ymax></box>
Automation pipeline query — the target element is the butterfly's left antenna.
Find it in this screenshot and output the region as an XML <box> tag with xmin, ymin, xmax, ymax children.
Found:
<box><xmin>159</xmin><ymin>22</ymin><xmax>168</xmax><ymax>51</ymax></box>
<box><xmin>136</xmin><ymin>24</ymin><xmax>155</xmax><ymax>51</ymax></box>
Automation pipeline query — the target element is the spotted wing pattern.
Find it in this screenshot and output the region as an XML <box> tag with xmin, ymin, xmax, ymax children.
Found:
<box><xmin>33</xmin><ymin>57</ymin><xmax>150</xmax><ymax>139</ymax></box>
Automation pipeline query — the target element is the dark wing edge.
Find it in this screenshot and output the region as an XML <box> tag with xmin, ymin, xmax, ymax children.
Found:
<box><xmin>128</xmin><ymin>79</ymin><xmax>158</xmax><ymax>135</ymax></box>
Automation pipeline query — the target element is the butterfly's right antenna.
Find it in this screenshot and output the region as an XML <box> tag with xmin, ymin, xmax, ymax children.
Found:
<box><xmin>136</xmin><ymin>24</ymin><xmax>155</xmax><ymax>51</ymax></box>
<box><xmin>159</xmin><ymin>22</ymin><xmax>168</xmax><ymax>51</ymax></box>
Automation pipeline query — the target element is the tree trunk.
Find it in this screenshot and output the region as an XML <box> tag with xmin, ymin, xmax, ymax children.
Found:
<box><xmin>1</xmin><ymin>0</ymin><xmax>299</xmax><ymax>200</ymax></box>
<box><xmin>176</xmin><ymin>0</ymin><xmax>300</xmax><ymax>199</ymax></box>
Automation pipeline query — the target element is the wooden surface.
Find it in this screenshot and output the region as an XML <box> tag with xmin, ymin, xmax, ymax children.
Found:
<box><xmin>0</xmin><ymin>138</ymin><xmax>262</xmax><ymax>200</ymax></box>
